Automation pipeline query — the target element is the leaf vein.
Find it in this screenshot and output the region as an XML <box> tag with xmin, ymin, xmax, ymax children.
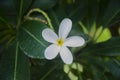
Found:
<box><xmin>13</xmin><ymin>42</ymin><xmax>19</xmax><ymax>80</ymax></box>
<box><xmin>22</xmin><ymin>27</ymin><xmax>46</xmax><ymax>47</ymax></box>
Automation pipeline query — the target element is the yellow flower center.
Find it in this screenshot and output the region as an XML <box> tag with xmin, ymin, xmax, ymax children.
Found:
<box><xmin>57</xmin><ymin>38</ymin><xmax>64</xmax><ymax>46</ymax></box>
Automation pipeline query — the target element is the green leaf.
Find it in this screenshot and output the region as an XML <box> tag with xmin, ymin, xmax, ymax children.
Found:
<box><xmin>81</xmin><ymin>37</ymin><xmax>120</xmax><ymax>56</ymax></box>
<box><xmin>90</xmin><ymin>65</ymin><xmax>106</xmax><ymax>80</ymax></box>
<box><xmin>31</xmin><ymin>60</ymin><xmax>69</xmax><ymax>80</ymax></box>
<box><xmin>96</xmin><ymin>28</ymin><xmax>111</xmax><ymax>43</ymax></box>
<box><xmin>32</xmin><ymin>0</ymin><xmax>58</xmax><ymax>10</ymax></box>
<box><xmin>82</xmin><ymin>0</ymin><xmax>99</xmax><ymax>29</ymax></box>
<box><xmin>105</xmin><ymin>58</ymin><xmax>120</xmax><ymax>79</ymax></box>
<box><xmin>0</xmin><ymin>0</ymin><xmax>17</xmax><ymax>25</ymax></box>
<box><xmin>96</xmin><ymin>0</ymin><xmax>110</xmax><ymax>27</ymax></box>
<box><xmin>0</xmin><ymin>16</ymin><xmax>15</xmax><ymax>45</ymax></box>
<box><xmin>64</xmin><ymin>63</ymin><xmax>83</xmax><ymax>80</ymax></box>
<box><xmin>19</xmin><ymin>20</ymin><xmax>49</xmax><ymax>59</ymax></box>
<box><xmin>0</xmin><ymin>0</ymin><xmax>16</xmax><ymax>15</ymax></box>
<box><xmin>109</xmin><ymin>12</ymin><xmax>120</xmax><ymax>26</ymax></box>
<box><xmin>102</xmin><ymin>0</ymin><xmax>120</xmax><ymax>27</ymax></box>
<box><xmin>14</xmin><ymin>0</ymin><xmax>32</xmax><ymax>15</ymax></box>
<box><xmin>68</xmin><ymin>0</ymin><xmax>87</xmax><ymax>22</ymax></box>
<box><xmin>0</xmin><ymin>43</ymin><xmax>30</xmax><ymax>80</ymax></box>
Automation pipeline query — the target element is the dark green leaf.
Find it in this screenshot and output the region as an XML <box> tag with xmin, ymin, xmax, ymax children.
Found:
<box><xmin>82</xmin><ymin>0</ymin><xmax>99</xmax><ymax>29</ymax></box>
<box><xmin>67</xmin><ymin>0</ymin><xmax>87</xmax><ymax>23</ymax></box>
<box><xmin>0</xmin><ymin>0</ymin><xmax>16</xmax><ymax>15</ymax></box>
<box><xmin>0</xmin><ymin>43</ymin><xmax>30</xmax><ymax>80</ymax></box>
<box><xmin>102</xmin><ymin>0</ymin><xmax>120</xmax><ymax>27</ymax></box>
<box><xmin>32</xmin><ymin>0</ymin><xmax>58</xmax><ymax>10</ymax></box>
<box><xmin>96</xmin><ymin>0</ymin><xmax>110</xmax><ymax>27</ymax></box>
<box><xmin>0</xmin><ymin>0</ymin><xmax>17</xmax><ymax>25</ymax></box>
<box><xmin>19</xmin><ymin>20</ymin><xmax>49</xmax><ymax>59</ymax></box>
<box><xmin>14</xmin><ymin>0</ymin><xmax>32</xmax><ymax>15</ymax></box>
<box><xmin>109</xmin><ymin>12</ymin><xmax>120</xmax><ymax>26</ymax></box>
<box><xmin>81</xmin><ymin>37</ymin><xmax>120</xmax><ymax>56</ymax></box>
<box><xmin>31</xmin><ymin>60</ymin><xmax>69</xmax><ymax>80</ymax></box>
<box><xmin>90</xmin><ymin>65</ymin><xmax>106</xmax><ymax>80</ymax></box>
<box><xmin>105</xmin><ymin>58</ymin><xmax>120</xmax><ymax>79</ymax></box>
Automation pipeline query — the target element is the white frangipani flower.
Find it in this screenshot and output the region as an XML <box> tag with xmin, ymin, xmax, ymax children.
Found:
<box><xmin>42</xmin><ymin>18</ymin><xmax>85</xmax><ymax>64</ymax></box>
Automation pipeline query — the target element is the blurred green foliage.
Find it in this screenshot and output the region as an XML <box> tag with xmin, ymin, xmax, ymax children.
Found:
<box><xmin>0</xmin><ymin>0</ymin><xmax>120</xmax><ymax>80</ymax></box>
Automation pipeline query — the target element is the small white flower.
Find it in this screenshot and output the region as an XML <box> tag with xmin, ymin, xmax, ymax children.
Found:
<box><xmin>42</xmin><ymin>18</ymin><xmax>85</xmax><ymax>64</ymax></box>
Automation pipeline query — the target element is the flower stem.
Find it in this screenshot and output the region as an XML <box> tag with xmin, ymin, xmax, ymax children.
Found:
<box><xmin>26</xmin><ymin>8</ymin><xmax>54</xmax><ymax>30</ymax></box>
<box><xmin>16</xmin><ymin>0</ymin><xmax>23</xmax><ymax>30</ymax></box>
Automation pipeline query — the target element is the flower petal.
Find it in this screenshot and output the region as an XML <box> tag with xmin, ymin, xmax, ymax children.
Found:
<box><xmin>64</xmin><ymin>36</ymin><xmax>85</xmax><ymax>47</ymax></box>
<box><xmin>45</xmin><ymin>44</ymin><xmax>60</xmax><ymax>59</ymax></box>
<box><xmin>42</xmin><ymin>28</ymin><xmax>58</xmax><ymax>43</ymax></box>
<box><xmin>59</xmin><ymin>18</ymin><xmax>72</xmax><ymax>39</ymax></box>
<box><xmin>60</xmin><ymin>46</ymin><xmax>73</xmax><ymax>64</ymax></box>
